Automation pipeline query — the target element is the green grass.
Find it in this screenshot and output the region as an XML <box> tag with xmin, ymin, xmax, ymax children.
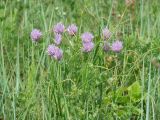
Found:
<box><xmin>0</xmin><ymin>0</ymin><xmax>160</xmax><ymax>119</ymax></box>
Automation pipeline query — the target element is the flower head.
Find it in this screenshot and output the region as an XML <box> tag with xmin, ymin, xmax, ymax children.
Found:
<box><xmin>103</xmin><ymin>42</ymin><xmax>110</xmax><ymax>52</ymax></box>
<box><xmin>67</xmin><ymin>24</ymin><xmax>78</xmax><ymax>36</ymax></box>
<box><xmin>82</xmin><ymin>42</ymin><xmax>94</xmax><ymax>52</ymax></box>
<box><xmin>102</xmin><ymin>27</ymin><xmax>111</xmax><ymax>40</ymax></box>
<box><xmin>30</xmin><ymin>29</ymin><xmax>42</xmax><ymax>42</ymax></box>
<box><xmin>111</xmin><ymin>40</ymin><xmax>123</xmax><ymax>52</ymax></box>
<box><xmin>54</xmin><ymin>33</ymin><xmax>62</xmax><ymax>45</ymax></box>
<box><xmin>81</xmin><ymin>32</ymin><xmax>94</xmax><ymax>43</ymax></box>
<box><xmin>53</xmin><ymin>22</ymin><xmax>65</xmax><ymax>34</ymax></box>
<box><xmin>47</xmin><ymin>44</ymin><xmax>63</xmax><ymax>60</ymax></box>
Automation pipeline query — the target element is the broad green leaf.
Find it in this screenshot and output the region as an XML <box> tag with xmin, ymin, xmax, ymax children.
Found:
<box><xmin>128</xmin><ymin>81</ymin><xmax>141</xmax><ymax>101</ymax></box>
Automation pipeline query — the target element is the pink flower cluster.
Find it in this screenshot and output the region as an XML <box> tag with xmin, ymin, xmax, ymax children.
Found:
<box><xmin>81</xmin><ymin>32</ymin><xmax>94</xmax><ymax>52</ymax></box>
<box><xmin>102</xmin><ymin>27</ymin><xmax>123</xmax><ymax>53</ymax></box>
<box><xmin>30</xmin><ymin>23</ymin><xmax>123</xmax><ymax>61</ymax></box>
<box><xmin>47</xmin><ymin>44</ymin><xmax>63</xmax><ymax>60</ymax></box>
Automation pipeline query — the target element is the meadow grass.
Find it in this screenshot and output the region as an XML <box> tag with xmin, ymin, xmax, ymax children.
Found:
<box><xmin>0</xmin><ymin>0</ymin><xmax>160</xmax><ymax>119</ymax></box>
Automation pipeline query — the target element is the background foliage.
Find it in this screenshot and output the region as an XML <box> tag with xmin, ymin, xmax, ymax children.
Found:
<box><xmin>0</xmin><ymin>0</ymin><xmax>160</xmax><ymax>119</ymax></box>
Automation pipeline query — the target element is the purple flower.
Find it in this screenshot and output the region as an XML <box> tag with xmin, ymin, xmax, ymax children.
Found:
<box><xmin>82</xmin><ymin>42</ymin><xmax>94</xmax><ymax>52</ymax></box>
<box><xmin>54</xmin><ymin>33</ymin><xmax>62</xmax><ymax>45</ymax></box>
<box><xmin>102</xmin><ymin>27</ymin><xmax>111</xmax><ymax>40</ymax></box>
<box><xmin>67</xmin><ymin>24</ymin><xmax>78</xmax><ymax>36</ymax></box>
<box><xmin>30</xmin><ymin>29</ymin><xmax>42</xmax><ymax>42</ymax></box>
<box><xmin>111</xmin><ymin>40</ymin><xmax>123</xmax><ymax>52</ymax></box>
<box><xmin>81</xmin><ymin>32</ymin><xmax>94</xmax><ymax>43</ymax></box>
<box><xmin>53</xmin><ymin>22</ymin><xmax>65</xmax><ymax>34</ymax></box>
<box><xmin>103</xmin><ymin>42</ymin><xmax>110</xmax><ymax>52</ymax></box>
<box><xmin>47</xmin><ymin>44</ymin><xmax>63</xmax><ymax>60</ymax></box>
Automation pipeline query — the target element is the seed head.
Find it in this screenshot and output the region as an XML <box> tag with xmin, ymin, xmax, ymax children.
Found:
<box><xmin>103</xmin><ymin>42</ymin><xmax>110</xmax><ymax>52</ymax></box>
